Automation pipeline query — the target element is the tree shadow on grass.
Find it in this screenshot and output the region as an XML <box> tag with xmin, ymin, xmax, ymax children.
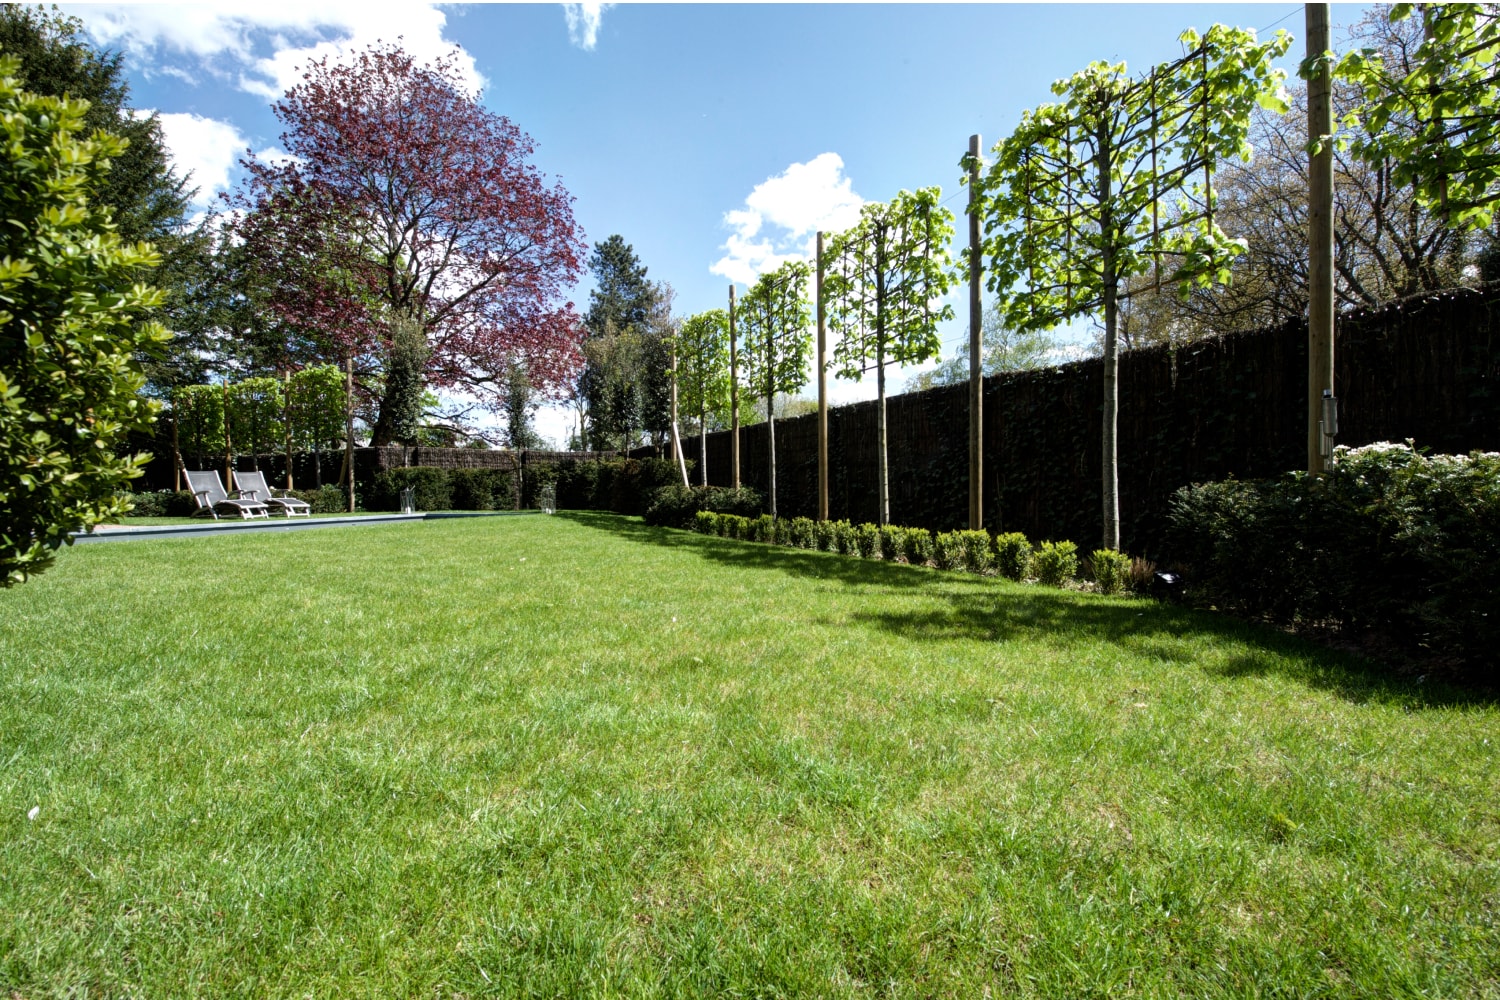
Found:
<box><xmin>558</xmin><ymin>512</ymin><xmax>1493</xmax><ymax>710</ymax></box>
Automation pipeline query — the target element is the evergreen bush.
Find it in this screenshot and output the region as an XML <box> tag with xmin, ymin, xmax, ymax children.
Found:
<box><xmin>1034</xmin><ymin>540</ymin><xmax>1079</xmax><ymax>587</ymax></box>
<box><xmin>993</xmin><ymin>532</ymin><xmax>1032</xmax><ymax>580</ymax></box>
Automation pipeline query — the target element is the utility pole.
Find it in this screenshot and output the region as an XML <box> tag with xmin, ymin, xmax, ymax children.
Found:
<box><xmin>1307</xmin><ymin>2</ymin><xmax>1336</xmax><ymax>473</ymax></box>
<box><xmin>967</xmin><ymin>133</ymin><xmax>984</xmax><ymax>531</ymax></box>
<box><xmin>729</xmin><ymin>283</ymin><xmax>740</xmax><ymax>488</ymax></box>
<box><xmin>816</xmin><ymin>231</ymin><xmax>829</xmax><ymax>522</ymax></box>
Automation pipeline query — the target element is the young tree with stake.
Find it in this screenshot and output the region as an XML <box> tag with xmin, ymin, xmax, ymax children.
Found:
<box><xmin>823</xmin><ymin>188</ymin><xmax>957</xmax><ymax>525</ymax></box>
<box><xmin>975</xmin><ymin>23</ymin><xmax>1290</xmax><ymax>551</ymax></box>
<box><xmin>738</xmin><ymin>263</ymin><xmax>812</xmax><ymax>519</ymax></box>
<box><xmin>676</xmin><ymin>309</ymin><xmax>732</xmax><ymax>486</ymax></box>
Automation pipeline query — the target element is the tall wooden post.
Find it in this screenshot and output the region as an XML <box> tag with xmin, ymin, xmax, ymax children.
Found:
<box><xmin>967</xmin><ymin>134</ymin><xmax>984</xmax><ymax>531</ymax></box>
<box><xmin>1306</xmin><ymin>2</ymin><xmax>1335</xmax><ymax>474</ymax></box>
<box><xmin>729</xmin><ymin>283</ymin><xmax>740</xmax><ymax>488</ymax></box>
<box><xmin>283</xmin><ymin>369</ymin><xmax>295</xmax><ymax>491</ymax></box>
<box><xmin>222</xmin><ymin>379</ymin><xmax>233</xmax><ymax>487</ymax></box>
<box><xmin>345</xmin><ymin>354</ymin><xmax>356</xmax><ymax>513</ymax></box>
<box><xmin>170</xmin><ymin>403</ymin><xmax>182</xmax><ymax>492</ymax></box>
<box><xmin>765</xmin><ymin>293</ymin><xmax>778</xmax><ymax>520</ymax></box>
<box><xmin>669</xmin><ymin>337</ymin><xmax>689</xmax><ymax>486</ymax></box>
<box><xmin>816</xmin><ymin>231</ymin><xmax>829</xmax><ymax>521</ymax></box>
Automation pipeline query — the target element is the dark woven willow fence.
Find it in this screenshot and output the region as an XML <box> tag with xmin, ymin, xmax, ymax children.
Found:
<box><xmin>679</xmin><ymin>285</ymin><xmax>1500</xmax><ymax>555</ymax></box>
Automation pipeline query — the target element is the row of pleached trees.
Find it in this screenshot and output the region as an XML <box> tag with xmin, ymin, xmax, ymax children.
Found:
<box><xmin>670</xmin><ymin>6</ymin><xmax>1500</xmax><ymax>548</ymax></box>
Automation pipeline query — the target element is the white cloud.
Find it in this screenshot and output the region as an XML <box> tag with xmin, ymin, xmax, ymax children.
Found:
<box><xmin>562</xmin><ymin>3</ymin><xmax>611</xmax><ymax>50</ymax></box>
<box><xmin>79</xmin><ymin>4</ymin><xmax>482</xmax><ymax>100</ymax></box>
<box><xmin>147</xmin><ymin>111</ymin><xmax>289</xmax><ymax>208</ymax></box>
<box><xmin>711</xmin><ymin>153</ymin><xmax>865</xmax><ymax>286</ymax></box>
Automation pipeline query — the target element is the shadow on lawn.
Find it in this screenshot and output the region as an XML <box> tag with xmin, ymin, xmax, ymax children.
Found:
<box><xmin>558</xmin><ymin>512</ymin><xmax>1491</xmax><ymax>710</ymax></box>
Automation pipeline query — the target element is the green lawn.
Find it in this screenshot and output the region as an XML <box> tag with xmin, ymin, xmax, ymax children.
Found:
<box><xmin>1</xmin><ymin>513</ymin><xmax>1496</xmax><ymax>998</ymax></box>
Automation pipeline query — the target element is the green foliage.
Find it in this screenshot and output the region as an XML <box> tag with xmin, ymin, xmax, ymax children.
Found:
<box><xmin>290</xmin><ymin>484</ymin><xmax>349</xmax><ymax>515</ymax></box>
<box><xmin>787</xmin><ymin>517</ymin><xmax>816</xmax><ymax>549</ymax></box>
<box><xmin>1335</xmin><ymin>5</ymin><xmax>1500</xmax><ymax>228</ymax></box>
<box><xmin>286</xmin><ymin>364</ymin><xmax>347</xmax><ymax>452</ymax></box>
<box><xmin>1168</xmin><ymin>443</ymin><xmax>1500</xmax><ymax>675</ymax></box>
<box><xmin>738</xmin><ymin>261</ymin><xmax>813</xmax><ymax>406</ymax></box>
<box><xmin>226</xmin><ymin>376</ymin><xmax>284</xmax><ymax>458</ymax></box>
<box><xmin>993</xmin><ymin>532</ymin><xmax>1033</xmax><ymax>581</ymax></box>
<box><xmin>0</xmin><ymin>56</ymin><xmax>168</xmax><ymax>585</ymax></box>
<box><xmin>825</xmin><ymin>188</ymin><xmax>957</xmax><ymax>382</ymax></box>
<box><xmin>830</xmin><ymin>520</ymin><xmax>856</xmax><ymax>555</ymax></box>
<box><xmin>173</xmin><ymin>383</ymin><xmax>226</xmax><ymax>460</ymax></box>
<box><xmin>853</xmin><ymin>523</ymin><xmax>881</xmax><ymax>559</ymax></box>
<box><xmin>368</xmin><ymin>467</ymin><xmax>451</xmax><ymax>512</ymax></box>
<box><xmin>976</xmin><ymin>25</ymin><xmax>1292</xmax><ymax>332</ymax></box>
<box><xmin>643</xmin><ymin>480</ymin><xmax>764</xmax><ymax>529</ymax></box>
<box><xmin>877</xmin><ymin>524</ymin><xmax>902</xmax><ymax>562</ymax></box>
<box><xmin>900</xmin><ymin>526</ymin><xmax>935</xmax><ymax>567</ymax></box>
<box><xmin>677</xmin><ymin>309</ymin><xmax>732</xmax><ymax>434</ymax></box>
<box><xmin>1034</xmin><ymin>540</ymin><xmax>1080</xmax><ymax>587</ymax></box>
<box><xmin>812</xmin><ymin>519</ymin><xmax>838</xmax><ymax>552</ymax></box>
<box><xmin>0</xmin><ymin>5</ymin><xmax>209</xmax><ymax>394</ymax></box>
<box><xmin>693</xmin><ymin>510</ymin><xmax>717</xmax><ymax>535</ymax></box>
<box><xmin>1090</xmin><ymin>548</ymin><xmax>1132</xmax><ymax>595</ymax></box>
<box><xmin>749</xmin><ymin>514</ymin><xmax>775</xmax><ymax>543</ymax></box>
<box><xmin>933</xmin><ymin>531</ymin><xmax>965</xmax><ymax>571</ymax></box>
<box><xmin>449</xmin><ymin>468</ymin><xmax>515</xmax><ymax>511</ymax></box>
<box><xmin>956</xmin><ymin>530</ymin><xmax>994</xmax><ymax>575</ymax></box>
<box><xmin>377</xmin><ymin>312</ymin><xmax>429</xmax><ymax>446</ymax></box>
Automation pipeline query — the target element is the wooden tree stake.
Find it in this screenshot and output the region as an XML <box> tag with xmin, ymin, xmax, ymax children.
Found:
<box><xmin>1307</xmin><ymin>2</ymin><xmax>1336</xmax><ymax>473</ymax></box>
<box><xmin>968</xmin><ymin>134</ymin><xmax>984</xmax><ymax>531</ymax></box>
<box><xmin>816</xmin><ymin>230</ymin><xmax>829</xmax><ymax>521</ymax></box>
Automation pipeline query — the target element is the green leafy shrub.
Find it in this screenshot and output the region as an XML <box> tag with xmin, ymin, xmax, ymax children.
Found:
<box><xmin>1090</xmin><ymin>548</ymin><xmax>1131</xmax><ymax>595</ymax></box>
<box><xmin>726</xmin><ymin>514</ymin><xmax>748</xmax><ymax>540</ymax></box>
<box><xmin>854</xmin><ymin>523</ymin><xmax>881</xmax><ymax>559</ymax></box>
<box><xmin>0</xmin><ymin>59</ymin><xmax>169</xmax><ymax>585</ymax></box>
<box><xmin>750</xmin><ymin>514</ymin><xmax>775</xmax><ymax>543</ymax></box>
<box><xmin>830</xmin><ymin>520</ymin><xmax>855</xmax><ymax>555</ymax></box>
<box><xmin>812</xmin><ymin>519</ymin><xmax>837</xmax><ymax>551</ymax></box>
<box><xmin>450</xmin><ymin>468</ymin><xmax>514</xmax><ymax>511</ymax></box>
<box><xmin>644</xmin><ymin>484</ymin><xmax>698</xmax><ymax>528</ymax></box>
<box><xmin>1167</xmin><ymin>443</ymin><xmax>1500</xmax><ymax>675</ymax></box>
<box><xmin>1034</xmin><ymin>540</ymin><xmax>1079</xmax><ymax>587</ymax></box>
<box><xmin>645</xmin><ymin>484</ymin><xmax>764</xmax><ymax>529</ymax></box>
<box><xmin>119</xmin><ymin>490</ymin><xmax>171</xmax><ymax>518</ymax></box>
<box><xmin>788</xmin><ymin>517</ymin><xmax>816</xmax><ymax>548</ymax></box>
<box><xmin>703</xmin><ymin>486</ymin><xmax>762</xmax><ymax>518</ymax></box>
<box><xmin>933</xmin><ymin>531</ymin><xmax>964</xmax><ymax>570</ymax></box>
<box><xmin>878</xmin><ymin>525</ymin><xmax>902</xmax><ymax>561</ymax></box>
<box><xmin>552</xmin><ymin>459</ymin><xmax>601</xmax><ymax>509</ymax></box>
<box><xmin>993</xmin><ymin>532</ymin><xmax>1032</xmax><ymax>580</ymax></box>
<box><xmin>902</xmin><ymin>526</ymin><xmax>935</xmax><ymax>567</ymax></box>
<box><xmin>521</xmin><ymin>462</ymin><xmax>559</xmax><ymax>509</ymax></box>
<box><xmin>290</xmin><ymin>484</ymin><xmax>348</xmax><ymax>514</ymax></box>
<box><xmin>693</xmin><ymin>510</ymin><xmax>717</xmax><ymax>534</ymax></box>
<box><xmin>956</xmin><ymin>530</ymin><xmax>993</xmax><ymax>574</ymax></box>
<box><xmin>368</xmin><ymin>467</ymin><xmax>452</xmax><ymax>512</ymax></box>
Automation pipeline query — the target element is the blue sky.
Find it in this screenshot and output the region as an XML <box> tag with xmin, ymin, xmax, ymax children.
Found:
<box><xmin>67</xmin><ymin>2</ymin><xmax>1368</xmax><ymax>445</ymax></box>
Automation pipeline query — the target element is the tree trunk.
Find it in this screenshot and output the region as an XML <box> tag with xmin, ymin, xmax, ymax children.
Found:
<box><xmin>729</xmin><ymin>284</ymin><xmax>740</xmax><ymax>488</ymax></box>
<box><xmin>767</xmin><ymin>390</ymin><xmax>777</xmax><ymax>519</ymax></box>
<box><xmin>284</xmin><ymin>371</ymin><xmax>295</xmax><ymax>491</ymax></box>
<box><xmin>670</xmin><ymin>340</ymin><xmax>688</xmax><ymax>486</ymax></box>
<box><xmin>767</xmin><ymin>305</ymin><xmax>777</xmax><ymax>520</ymax></box>
<box><xmin>875</xmin><ymin>234</ymin><xmax>889</xmax><ymax>526</ymax></box>
<box><xmin>699</xmin><ymin>400</ymin><xmax>709</xmax><ymax>487</ymax></box>
<box><xmin>1098</xmin><ymin>124</ymin><xmax>1121</xmax><ymax>552</ymax></box>
<box><xmin>877</xmin><ymin>346</ymin><xmax>889</xmax><ymax>526</ymax></box>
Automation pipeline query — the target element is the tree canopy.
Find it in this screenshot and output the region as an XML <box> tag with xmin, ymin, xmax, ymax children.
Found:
<box><xmin>232</xmin><ymin>42</ymin><xmax>586</xmax><ymax>445</ymax></box>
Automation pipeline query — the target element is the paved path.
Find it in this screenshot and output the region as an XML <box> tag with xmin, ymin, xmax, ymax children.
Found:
<box><xmin>75</xmin><ymin>511</ymin><xmax>536</xmax><ymax>543</ymax></box>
